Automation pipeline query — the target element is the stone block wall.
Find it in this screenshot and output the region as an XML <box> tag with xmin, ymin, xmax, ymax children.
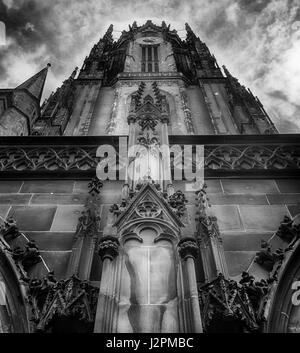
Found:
<box><xmin>173</xmin><ymin>178</ymin><xmax>300</xmax><ymax>281</ymax></box>
<box><xmin>0</xmin><ymin>179</ymin><xmax>124</xmax><ymax>281</ymax></box>
<box><xmin>1</xmin><ymin>178</ymin><xmax>299</xmax><ymax>283</ymax></box>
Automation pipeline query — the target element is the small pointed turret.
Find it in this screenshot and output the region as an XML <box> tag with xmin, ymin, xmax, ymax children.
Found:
<box><xmin>0</xmin><ymin>64</ymin><xmax>50</xmax><ymax>136</ymax></box>
<box><xmin>16</xmin><ymin>63</ymin><xmax>51</xmax><ymax>103</ymax></box>
<box><xmin>185</xmin><ymin>23</ymin><xmax>197</xmax><ymax>41</ymax></box>
<box><xmin>103</xmin><ymin>24</ymin><xmax>113</xmax><ymax>43</ymax></box>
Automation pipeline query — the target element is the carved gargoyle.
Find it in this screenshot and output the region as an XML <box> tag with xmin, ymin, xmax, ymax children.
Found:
<box><xmin>0</xmin><ymin>217</ymin><xmax>21</xmax><ymax>242</ymax></box>
<box><xmin>276</xmin><ymin>216</ymin><xmax>300</xmax><ymax>243</ymax></box>
<box><xmin>239</xmin><ymin>272</ymin><xmax>274</xmax><ymax>315</ymax></box>
<box><xmin>255</xmin><ymin>240</ymin><xmax>285</xmax><ymax>272</ymax></box>
<box><xmin>12</xmin><ymin>239</ymin><xmax>41</xmax><ymax>272</ymax></box>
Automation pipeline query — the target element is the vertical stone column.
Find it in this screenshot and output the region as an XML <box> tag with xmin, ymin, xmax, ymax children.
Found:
<box><xmin>124</xmin><ymin>114</ymin><xmax>137</xmax><ymax>193</ymax></box>
<box><xmin>161</xmin><ymin>116</ymin><xmax>174</xmax><ymax>195</ymax></box>
<box><xmin>94</xmin><ymin>236</ymin><xmax>120</xmax><ymax>333</ymax></box>
<box><xmin>178</xmin><ymin>237</ymin><xmax>203</xmax><ymax>333</ymax></box>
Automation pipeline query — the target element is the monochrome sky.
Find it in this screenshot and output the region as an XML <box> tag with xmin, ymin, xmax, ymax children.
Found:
<box><xmin>0</xmin><ymin>0</ymin><xmax>299</xmax><ymax>132</ymax></box>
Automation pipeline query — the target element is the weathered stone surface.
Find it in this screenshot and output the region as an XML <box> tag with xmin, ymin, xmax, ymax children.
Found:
<box><xmin>275</xmin><ymin>179</ymin><xmax>300</xmax><ymax>193</ymax></box>
<box><xmin>99</xmin><ymin>193</ymin><xmax>122</xmax><ymax>204</ymax></box>
<box><xmin>0</xmin><ymin>205</ymin><xmax>10</xmax><ymax>219</ymax></box>
<box><xmin>51</xmin><ymin>205</ymin><xmax>83</xmax><ymax>231</ymax></box>
<box><xmin>24</xmin><ymin>232</ymin><xmax>75</xmax><ymax>251</ymax></box>
<box><xmin>211</xmin><ymin>205</ymin><xmax>243</xmax><ymax>231</ymax></box>
<box><xmin>30</xmin><ymin>193</ymin><xmax>86</xmax><ymax>205</ymax></box>
<box><xmin>0</xmin><ymin>194</ymin><xmax>31</xmax><ymax>205</ymax></box>
<box><xmin>205</xmin><ymin>179</ymin><xmax>223</xmax><ymax>193</ymax></box>
<box><xmin>37</xmin><ymin>251</ymin><xmax>71</xmax><ymax>279</ymax></box>
<box><xmin>20</xmin><ymin>180</ymin><xmax>74</xmax><ymax>193</ymax></box>
<box><xmin>102</xmin><ymin>181</ymin><xmax>124</xmax><ymax>193</ymax></box>
<box><xmin>287</xmin><ymin>205</ymin><xmax>300</xmax><ymax>217</ymax></box>
<box><xmin>239</xmin><ymin>205</ymin><xmax>288</xmax><ymax>231</ymax></box>
<box><xmin>73</xmin><ymin>180</ymin><xmax>90</xmax><ymax>194</ymax></box>
<box><xmin>225</xmin><ymin>251</ymin><xmax>256</xmax><ymax>277</ymax></box>
<box><xmin>221</xmin><ymin>179</ymin><xmax>278</xmax><ymax>194</ymax></box>
<box><xmin>90</xmin><ymin>253</ymin><xmax>102</xmax><ymax>281</ymax></box>
<box><xmin>209</xmin><ymin>194</ymin><xmax>268</xmax><ymax>205</ymax></box>
<box><xmin>0</xmin><ymin>181</ymin><xmax>23</xmax><ymax>193</ymax></box>
<box><xmin>8</xmin><ymin>206</ymin><xmax>57</xmax><ymax>231</ymax></box>
<box><xmin>99</xmin><ymin>205</ymin><xmax>109</xmax><ymax>230</ymax></box>
<box><xmin>267</xmin><ymin>194</ymin><xmax>300</xmax><ymax>205</ymax></box>
<box><xmin>222</xmin><ymin>232</ymin><xmax>273</xmax><ymax>251</ymax></box>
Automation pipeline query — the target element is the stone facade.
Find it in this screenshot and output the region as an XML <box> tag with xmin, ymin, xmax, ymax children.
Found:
<box><xmin>0</xmin><ymin>20</ymin><xmax>299</xmax><ymax>333</ymax></box>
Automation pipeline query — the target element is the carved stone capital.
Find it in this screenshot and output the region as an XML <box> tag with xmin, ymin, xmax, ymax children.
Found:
<box><xmin>127</xmin><ymin>114</ymin><xmax>136</xmax><ymax>124</ymax></box>
<box><xmin>98</xmin><ymin>236</ymin><xmax>120</xmax><ymax>261</ymax></box>
<box><xmin>178</xmin><ymin>237</ymin><xmax>199</xmax><ymax>259</ymax></box>
<box><xmin>161</xmin><ymin>115</ymin><xmax>169</xmax><ymax>124</ymax></box>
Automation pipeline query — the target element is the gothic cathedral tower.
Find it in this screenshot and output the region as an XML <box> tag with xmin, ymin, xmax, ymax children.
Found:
<box><xmin>0</xmin><ymin>21</ymin><xmax>299</xmax><ymax>334</ymax></box>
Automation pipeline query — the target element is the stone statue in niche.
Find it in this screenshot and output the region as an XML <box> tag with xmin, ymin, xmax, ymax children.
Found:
<box><xmin>116</xmin><ymin>228</ymin><xmax>179</xmax><ymax>333</ymax></box>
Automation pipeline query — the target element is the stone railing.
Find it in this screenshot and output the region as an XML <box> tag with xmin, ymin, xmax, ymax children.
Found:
<box><xmin>0</xmin><ymin>134</ymin><xmax>299</xmax><ymax>178</ymax></box>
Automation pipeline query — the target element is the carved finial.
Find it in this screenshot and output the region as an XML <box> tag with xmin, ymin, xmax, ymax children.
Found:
<box><xmin>88</xmin><ymin>177</ymin><xmax>103</xmax><ymax>195</ymax></box>
<box><xmin>71</xmin><ymin>67</ymin><xmax>79</xmax><ymax>79</ymax></box>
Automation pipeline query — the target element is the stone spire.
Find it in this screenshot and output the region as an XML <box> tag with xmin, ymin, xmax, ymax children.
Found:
<box><xmin>16</xmin><ymin>63</ymin><xmax>51</xmax><ymax>103</ymax></box>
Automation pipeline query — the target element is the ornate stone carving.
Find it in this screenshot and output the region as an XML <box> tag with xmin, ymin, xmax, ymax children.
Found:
<box><xmin>178</xmin><ymin>238</ymin><xmax>199</xmax><ymax>259</ymax></box>
<box><xmin>110</xmin><ymin>199</ymin><xmax>128</xmax><ymax>217</ymax></box>
<box><xmin>0</xmin><ymin>217</ymin><xmax>21</xmax><ymax>241</ymax></box>
<box><xmin>198</xmin><ymin>273</ymin><xmax>260</xmax><ymax>333</ymax></box>
<box><xmin>0</xmin><ymin>142</ymin><xmax>299</xmax><ymax>175</ymax></box>
<box><xmin>136</xmin><ymin>200</ymin><xmax>161</xmax><ymax>218</ymax></box>
<box><xmin>205</xmin><ymin>144</ymin><xmax>300</xmax><ymax>170</ymax></box>
<box><xmin>28</xmin><ymin>273</ymin><xmax>99</xmax><ymax>333</ymax></box>
<box><xmin>12</xmin><ymin>240</ymin><xmax>41</xmax><ymax>272</ymax></box>
<box><xmin>98</xmin><ymin>236</ymin><xmax>120</xmax><ymax>261</ymax></box>
<box><xmin>255</xmin><ymin>240</ymin><xmax>285</xmax><ymax>272</ymax></box>
<box><xmin>239</xmin><ymin>271</ymin><xmax>275</xmax><ymax>319</ymax></box>
<box><xmin>276</xmin><ymin>216</ymin><xmax>300</xmax><ymax>243</ymax></box>
<box><xmin>74</xmin><ymin>177</ymin><xmax>103</xmax><ymax>239</ymax></box>
<box><xmin>167</xmin><ymin>190</ymin><xmax>188</xmax><ymax>218</ymax></box>
<box><xmin>179</xmin><ymin>87</ymin><xmax>195</xmax><ymax>134</ymax></box>
<box><xmin>195</xmin><ymin>184</ymin><xmax>222</xmax><ymax>242</ymax></box>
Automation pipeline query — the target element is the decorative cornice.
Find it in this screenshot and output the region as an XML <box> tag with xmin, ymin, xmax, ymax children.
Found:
<box><xmin>0</xmin><ymin>135</ymin><xmax>299</xmax><ymax>178</ymax></box>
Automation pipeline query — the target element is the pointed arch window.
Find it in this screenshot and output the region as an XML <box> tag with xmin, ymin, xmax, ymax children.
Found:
<box><xmin>141</xmin><ymin>45</ymin><xmax>159</xmax><ymax>73</ymax></box>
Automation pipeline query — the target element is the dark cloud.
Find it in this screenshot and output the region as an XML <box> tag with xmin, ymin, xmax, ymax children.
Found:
<box><xmin>238</xmin><ymin>0</ymin><xmax>270</xmax><ymax>14</ymax></box>
<box><xmin>0</xmin><ymin>0</ymin><xmax>299</xmax><ymax>132</ymax></box>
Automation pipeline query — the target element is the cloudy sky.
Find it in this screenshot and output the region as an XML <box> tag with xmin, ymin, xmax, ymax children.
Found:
<box><xmin>0</xmin><ymin>0</ymin><xmax>299</xmax><ymax>132</ymax></box>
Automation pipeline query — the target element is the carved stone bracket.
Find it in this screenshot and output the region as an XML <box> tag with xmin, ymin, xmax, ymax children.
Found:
<box><xmin>178</xmin><ymin>237</ymin><xmax>199</xmax><ymax>259</ymax></box>
<box><xmin>28</xmin><ymin>273</ymin><xmax>99</xmax><ymax>333</ymax></box>
<box><xmin>198</xmin><ymin>273</ymin><xmax>260</xmax><ymax>333</ymax></box>
<box><xmin>98</xmin><ymin>236</ymin><xmax>120</xmax><ymax>261</ymax></box>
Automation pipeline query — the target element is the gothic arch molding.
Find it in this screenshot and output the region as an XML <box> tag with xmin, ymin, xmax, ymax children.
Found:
<box><xmin>266</xmin><ymin>235</ymin><xmax>300</xmax><ymax>332</ymax></box>
<box><xmin>0</xmin><ymin>242</ymin><xmax>30</xmax><ymax>333</ymax></box>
